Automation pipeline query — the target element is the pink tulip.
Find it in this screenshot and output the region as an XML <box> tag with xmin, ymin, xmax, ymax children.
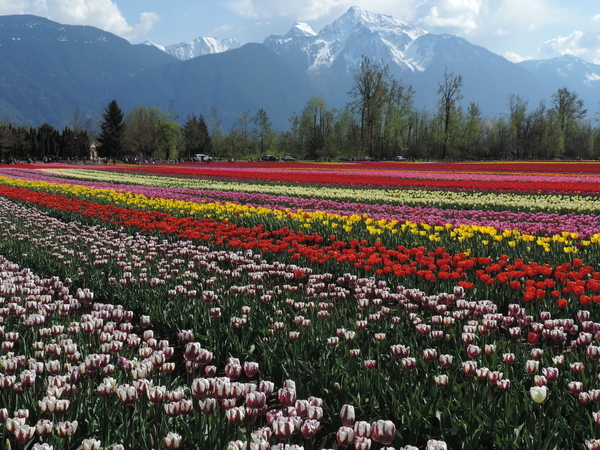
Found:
<box><xmin>371</xmin><ymin>420</ymin><xmax>396</xmax><ymax>445</ymax></box>
<box><xmin>336</xmin><ymin>426</ymin><xmax>355</xmax><ymax>447</ymax></box>
<box><xmin>354</xmin><ymin>421</ymin><xmax>371</xmax><ymax>437</ymax></box>
<box><xmin>244</xmin><ymin>361</ymin><xmax>259</xmax><ymax>377</ymax></box>
<box><xmin>462</xmin><ymin>361</ymin><xmax>477</xmax><ymax>377</ymax></box>
<box><xmin>355</xmin><ymin>436</ymin><xmax>372</xmax><ymax>450</ymax></box>
<box><xmin>391</xmin><ymin>345</ymin><xmax>410</xmax><ymax>358</ymax></box>
<box><xmin>56</xmin><ymin>420</ymin><xmax>78</xmax><ymax>438</ymax></box>
<box><xmin>278</xmin><ymin>387</ymin><xmax>296</xmax><ymax>407</ymax></box>
<box><xmin>246</xmin><ymin>391</ymin><xmax>266</xmax><ymax>409</ymax></box>
<box><xmin>226</xmin><ymin>406</ymin><xmax>245</xmax><ymax>424</ymax></box>
<box><xmin>272</xmin><ymin>416</ymin><xmax>296</xmax><ymax>440</ymax></box>
<box><xmin>199</xmin><ymin>398</ymin><xmax>217</xmax><ymax>415</ymax></box>
<box><xmin>339</xmin><ymin>404</ymin><xmax>355</xmax><ymax>426</ymax></box>
<box><xmin>82</xmin><ymin>439</ymin><xmax>101</xmax><ymax>450</ymax></box>
<box><xmin>163</xmin><ymin>432</ymin><xmax>183</xmax><ymax>449</ymax></box>
<box><xmin>301</xmin><ymin>419</ymin><xmax>320</xmax><ymax>439</ymax></box>
<box><xmin>116</xmin><ymin>384</ymin><xmax>137</xmax><ymax>405</ymax></box>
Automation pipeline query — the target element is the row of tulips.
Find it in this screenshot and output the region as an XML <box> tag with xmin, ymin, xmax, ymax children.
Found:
<box><xmin>193</xmin><ymin>160</ymin><xmax>600</xmax><ymax>174</ymax></box>
<box><xmin>1</xmin><ymin>175</ymin><xmax>600</xmax><ymax>267</ymax></box>
<box><xmin>5</xmin><ymin>168</ymin><xmax>600</xmax><ymax>239</ymax></box>
<box><xmin>3</xmin><ymin>194</ymin><xmax>600</xmax><ymax>448</ymax></box>
<box><xmin>6</xmin><ymin>166</ymin><xmax>587</xmax><ymax>219</ymax></box>
<box><xmin>95</xmin><ymin>161</ymin><xmax>600</xmax><ymax>184</ymax></box>
<box><xmin>32</xmin><ymin>167</ymin><xmax>600</xmax><ymax>214</ymax></box>
<box><xmin>96</xmin><ymin>163</ymin><xmax>600</xmax><ymax>193</ymax></box>
<box><xmin>3</xmin><ymin>180</ymin><xmax>600</xmax><ymax>312</ymax></box>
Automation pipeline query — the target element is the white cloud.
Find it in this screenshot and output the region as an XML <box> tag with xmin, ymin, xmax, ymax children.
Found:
<box><xmin>541</xmin><ymin>30</ymin><xmax>600</xmax><ymax>63</ymax></box>
<box><xmin>225</xmin><ymin>0</ymin><xmax>421</xmax><ymax>22</ymax></box>
<box><xmin>212</xmin><ymin>24</ymin><xmax>235</xmax><ymax>35</ymax></box>
<box><xmin>494</xmin><ymin>28</ymin><xmax>508</xmax><ymax>36</ymax></box>
<box><xmin>0</xmin><ymin>0</ymin><xmax>158</xmax><ymax>40</ymax></box>
<box><xmin>417</xmin><ymin>0</ymin><xmax>486</xmax><ymax>34</ymax></box>
<box><xmin>420</xmin><ymin>6</ymin><xmax>477</xmax><ymax>32</ymax></box>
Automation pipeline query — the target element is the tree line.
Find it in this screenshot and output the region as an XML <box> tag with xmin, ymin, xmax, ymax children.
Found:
<box><xmin>1</xmin><ymin>56</ymin><xmax>598</xmax><ymax>163</ymax></box>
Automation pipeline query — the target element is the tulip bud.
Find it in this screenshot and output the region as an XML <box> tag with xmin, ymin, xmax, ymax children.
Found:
<box><xmin>14</xmin><ymin>424</ymin><xmax>35</xmax><ymax>444</ymax></box>
<box><xmin>355</xmin><ymin>436</ymin><xmax>372</xmax><ymax>450</ymax></box>
<box><xmin>244</xmin><ymin>361</ymin><xmax>259</xmax><ymax>378</ymax></box>
<box><xmin>526</xmin><ymin>360</ymin><xmax>539</xmax><ymax>374</ymax></box>
<box><xmin>56</xmin><ymin>420</ymin><xmax>78</xmax><ymax>438</ymax></box>
<box><xmin>199</xmin><ymin>398</ymin><xmax>217</xmax><ymax>415</ymax></box>
<box><xmin>435</xmin><ymin>374</ymin><xmax>449</xmax><ymax>388</ymax></box>
<box><xmin>503</xmin><ymin>353</ymin><xmax>516</xmax><ymax>364</ymax></box>
<box><xmin>371</xmin><ymin>420</ymin><xmax>396</xmax><ymax>445</ymax></box>
<box><xmin>82</xmin><ymin>439</ymin><xmax>101</xmax><ymax>450</ymax></box>
<box><xmin>497</xmin><ymin>379</ymin><xmax>511</xmax><ymax>391</ymax></box>
<box><xmin>226</xmin><ymin>406</ymin><xmax>245</xmax><ymax>424</ymax></box>
<box><xmin>35</xmin><ymin>419</ymin><xmax>53</xmax><ymax>437</ymax></box>
<box><xmin>530</xmin><ymin>385</ymin><xmax>548</xmax><ymax>403</ymax></box>
<box><xmin>339</xmin><ymin>404</ymin><xmax>355</xmax><ymax>426</ymax></box>
<box><xmin>336</xmin><ymin>426</ymin><xmax>355</xmax><ymax>447</ymax></box>
<box><xmin>272</xmin><ymin>417</ymin><xmax>295</xmax><ymax>440</ymax></box>
<box><xmin>278</xmin><ymin>387</ymin><xmax>296</xmax><ymax>407</ymax></box>
<box><xmin>163</xmin><ymin>432</ymin><xmax>183</xmax><ymax>449</ymax></box>
<box><xmin>427</xmin><ymin>439</ymin><xmax>448</xmax><ymax>450</ymax></box>
<box><xmin>301</xmin><ymin>419</ymin><xmax>320</xmax><ymax>439</ymax></box>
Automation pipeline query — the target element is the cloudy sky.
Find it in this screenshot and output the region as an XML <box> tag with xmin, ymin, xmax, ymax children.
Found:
<box><xmin>1</xmin><ymin>0</ymin><xmax>599</xmax><ymax>63</ymax></box>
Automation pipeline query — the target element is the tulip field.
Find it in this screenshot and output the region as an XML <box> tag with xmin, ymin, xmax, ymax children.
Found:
<box><xmin>3</xmin><ymin>160</ymin><xmax>600</xmax><ymax>450</ymax></box>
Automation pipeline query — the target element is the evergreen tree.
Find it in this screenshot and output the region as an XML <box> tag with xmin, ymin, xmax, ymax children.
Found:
<box><xmin>97</xmin><ymin>100</ymin><xmax>125</xmax><ymax>157</ymax></box>
<box><xmin>183</xmin><ymin>114</ymin><xmax>212</xmax><ymax>160</ymax></box>
<box><xmin>253</xmin><ymin>109</ymin><xmax>275</xmax><ymax>156</ymax></box>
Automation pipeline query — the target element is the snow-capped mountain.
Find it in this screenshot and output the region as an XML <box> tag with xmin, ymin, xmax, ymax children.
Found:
<box><xmin>518</xmin><ymin>54</ymin><xmax>600</xmax><ymax>100</ymax></box>
<box><xmin>0</xmin><ymin>8</ymin><xmax>598</xmax><ymax>130</ymax></box>
<box><xmin>144</xmin><ymin>36</ymin><xmax>241</xmax><ymax>60</ymax></box>
<box><xmin>263</xmin><ymin>6</ymin><xmax>542</xmax><ymax>115</ymax></box>
<box><xmin>264</xmin><ymin>6</ymin><xmax>426</xmax><ymax>79</ymax></box>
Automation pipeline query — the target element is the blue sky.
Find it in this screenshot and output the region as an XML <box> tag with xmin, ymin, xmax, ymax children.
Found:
<box><xmin>1</xmin><ymin>0</ymin><xmax>600</xmax><ymax>63</ymax></box>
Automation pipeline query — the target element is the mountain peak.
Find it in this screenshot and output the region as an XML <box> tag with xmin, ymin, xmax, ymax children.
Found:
<box><xmin>319</xmin><ymin>6</ymin><xmax>426</xmax><ymax>42</ymax></box>
<box><xmin>285</xmin><ymin>22</ymin><xmax>317</xmax><ymax>38</ymax></box>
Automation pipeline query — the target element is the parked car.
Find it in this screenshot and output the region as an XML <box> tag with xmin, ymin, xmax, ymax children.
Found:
<box><xmin>394</xmin><ymin>155</ymin><xmax>406</xmax><ymax>161</ymax></box>
<box><xmin>261</xmin><ymin>155</ymin><xmax>278</xmax><ymax>162</ymax></box>
<box><xmin>194</xmin><ymin>154</ymin><xmax>214</xmax><ymax>162</ymax></box>
<box><xmin>281</xmin><ymin>155</ymin><xmax>296</xmax><ymax>162</ymax></box>
<box><xmin>122</xmin><ymin>155</ymin><xmax>139</xmax><ymax>164</ymax></box>
<box><xmin>43</xmin><ymin>155</ymin><xmax>61</xmax><ymax>163</ymax></box>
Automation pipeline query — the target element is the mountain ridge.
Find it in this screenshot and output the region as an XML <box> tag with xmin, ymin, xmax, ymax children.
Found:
<box><xmin>0</xmin><ymin>9</ymin><xmax>598</xmax><ymax>131</ymax></box>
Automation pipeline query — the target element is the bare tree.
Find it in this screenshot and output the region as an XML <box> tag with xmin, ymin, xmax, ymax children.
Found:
<box><xmin>437</xmin><ymin>68</ymin><xmax>463</xmax><ymax>160</ymax></box>
<box><xmin>348</xmin><ymin>56</ymin><xmax>392</xmax><ymax>157</ymax></box>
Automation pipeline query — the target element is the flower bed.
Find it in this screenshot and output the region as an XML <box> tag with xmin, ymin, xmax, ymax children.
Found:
<box><xmin>1</xmin><ymin>162</ymin><xmax>600</xmax><ymax>449</ymax></box>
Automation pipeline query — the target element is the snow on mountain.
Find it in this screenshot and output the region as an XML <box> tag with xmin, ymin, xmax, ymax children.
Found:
<box><xmin>142</xmin><ymin>39</ymin><xmax>165</xmax><ymax>52</ymax></box>
<box><xmin>263</xmin><ymin>6</ymin><xmax>544</xmax><ymax>116</ymax></box>
<box><xmin>286</xmin><ymin>22</ymin><xmax>317</xmax><ymax>38</ymax></box>
<box><xmin>519</xmin><ymin>54</ymin><xmax>600</xmax><ymax>87</ymax></box>
<box><xmin>143</xmin><ymin>37</ymin><xmax>241</xmax><ymax>60</ymax></box>
<box><xmin>264</xmin><ymin>6</ymin><xmax>427</xmax><ymax>76</ymax></box>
